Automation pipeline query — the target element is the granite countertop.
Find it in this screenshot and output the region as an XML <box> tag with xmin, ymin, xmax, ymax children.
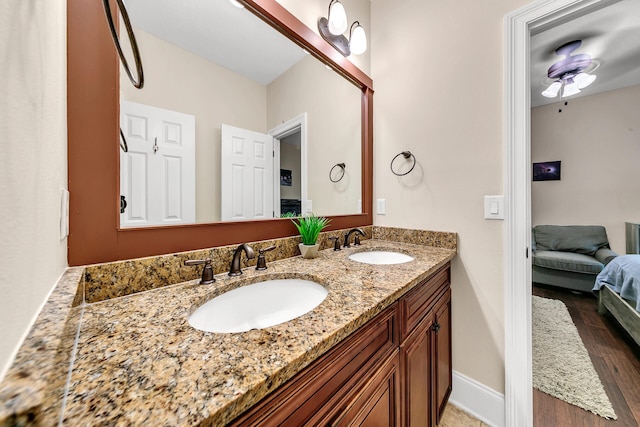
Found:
<box><xmin>2</xmin><ymin>238</ymin><xmax>456</xmax><ymax>426</ymax></box>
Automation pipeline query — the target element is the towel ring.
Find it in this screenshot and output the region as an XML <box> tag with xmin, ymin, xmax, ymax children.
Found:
<box><xmin>390</xmin><ymin>151</ymin><xmax>416</xmax><ymax>176</ymax></box>
<box><xmin>102</xmin><ymin>0</ymin><xmax>144</xmax><ymax>89</ymax></box>
<box><xmin>329</xmin><ymin>163</ymin><xmax>346</xmax><ymax>183</ymax></box>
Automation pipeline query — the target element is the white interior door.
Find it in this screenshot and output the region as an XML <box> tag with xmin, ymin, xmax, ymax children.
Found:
<box><xmin>120</xmin><ymin>100</ymin><xmax>196</xmax><ymax>227</ymax></box>
<box><xmin>221</xmin><ymin>124</ymin><xmax>274</xmax><ymax>221</ymax></box>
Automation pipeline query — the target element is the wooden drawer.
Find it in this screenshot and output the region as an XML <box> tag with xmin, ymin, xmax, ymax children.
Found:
<box><xmin>230</xmin><ymin>303</ymin><xmax>398</xmax><ymax>426</ymax></box>
<box><xmin>399</xmin><ymin>264</ymin><xmax>450</xmax><ymax>342</ymax></box>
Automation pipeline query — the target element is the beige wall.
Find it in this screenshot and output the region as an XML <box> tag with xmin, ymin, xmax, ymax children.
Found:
<box><xmin>276</xmin><ymin>0</ymin><xmax>371</xmax><ymax>76</ymax></box>
<box><xmin>268</xmin><ymin>55</ymin><xmax>362</xmax><ymax>216</ymax></box>
<box><xmin>371</xmin><ymin>0</ymin><xmax>530</xmax><ymax>393</ymax></box>
<box><xmin>0</xmin><ymin>0</ymin><xmax>68</xmax><ymax>379</ymax></box>
<box><xmin>121</xmin><ymin>29</ymin><xmax>267</xmax><ymax>223</ymax></box>
<box><xmin>532</xmin><ymin>84</ymin><xmax>640</xmax><ymax>254</ymax></box>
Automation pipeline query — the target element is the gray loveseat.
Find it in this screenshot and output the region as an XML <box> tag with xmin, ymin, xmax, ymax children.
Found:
<box><xmin>532</xmin><ymin>225</ymin><xmax>618</xmax><ymax>292</ymax></box>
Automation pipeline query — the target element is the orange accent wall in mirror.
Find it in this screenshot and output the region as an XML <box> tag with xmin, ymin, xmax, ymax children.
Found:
<box><xmin>67</xmin><ymin>0</ymin><xmax>373</xmax><ymax>266</ymax></box>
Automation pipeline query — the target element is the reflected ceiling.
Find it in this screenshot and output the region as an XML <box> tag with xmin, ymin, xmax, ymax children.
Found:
<box><xmin>126</xmin><ymin>0</ymin><xmax>307</xmax><ymax>85</ymax></box>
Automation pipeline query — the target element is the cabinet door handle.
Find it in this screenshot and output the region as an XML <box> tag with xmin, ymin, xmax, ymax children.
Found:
<box><xmin>432</xmin><ymin>323</ymin><xmax>441</xmax><ymax>333</ymax></box>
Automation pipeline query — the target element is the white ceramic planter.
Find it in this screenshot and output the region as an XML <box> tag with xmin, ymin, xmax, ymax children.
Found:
<box><xmin>298</xmin><ymin>243</ymin><xmax>320</xmax><ymax>259</ymax></box>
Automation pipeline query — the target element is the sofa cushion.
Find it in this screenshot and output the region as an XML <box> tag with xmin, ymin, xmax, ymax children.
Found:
<box><xmin>533</xmin><ymin>225</ymin><xmax>610</xmax><ymax>256</ymax></box>
<box><xmin>533</xmin><ymin>250</ymin><xmax>604</xmax><ymax>274</ymax></box>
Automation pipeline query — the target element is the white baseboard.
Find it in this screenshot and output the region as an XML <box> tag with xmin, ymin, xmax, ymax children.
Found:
<box><xmin>449</xmin><ymin>370</ymin><xmax>505</xmax><ymax>427</ymax></box>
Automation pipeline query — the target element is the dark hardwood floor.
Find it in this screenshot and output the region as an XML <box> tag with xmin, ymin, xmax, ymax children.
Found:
<box><xmin>533</xmin><ymin>284</ymin><xmax>640</xmax><ymax>426</ymax></box>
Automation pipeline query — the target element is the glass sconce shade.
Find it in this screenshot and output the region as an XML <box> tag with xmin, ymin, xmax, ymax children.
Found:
<box><xmin>328</xmin><ymin>0</ymin><xmax>348</xmax><ymax>35</ymax></box>
<box><xmin>349</xmin><ymin>22</ymin><xmax>367</xmax><ymax>55</ymax></box>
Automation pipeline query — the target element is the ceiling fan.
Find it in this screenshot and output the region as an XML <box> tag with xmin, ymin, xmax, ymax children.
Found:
<box><xmin>541</xmin><ymin>40</ymin><xmax>598</xmax><ymax>99</ymax></box>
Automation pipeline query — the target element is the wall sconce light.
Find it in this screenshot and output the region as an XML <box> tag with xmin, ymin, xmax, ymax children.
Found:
<box><xmin>318</xmin><ymin>0</ymin><xmax>367</xmax><ymax>57</ymax></box>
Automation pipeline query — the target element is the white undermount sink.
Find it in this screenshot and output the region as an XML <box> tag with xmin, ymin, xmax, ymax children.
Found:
<box><xmin>348</xmin><ymin>250</ymin><xmax>415</xmax><ymax>265</ymax></box>
<box><xmin>188</xmin><ymin>278</ymin><xmax>328</xmax><ymax>333</ymax></box>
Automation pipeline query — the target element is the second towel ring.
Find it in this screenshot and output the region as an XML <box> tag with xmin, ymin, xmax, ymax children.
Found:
<box><xmin>390</xmin><ymin>151</ymin><xmax>416</xmax><ymax>176</ymax></box>
<box><xmin>330</xmin><ymin>163</ymin><xmax>346</xmax><ymax>182</ymax></box>
<box><xmin>102</xmin><ymin>0</ymin><xmax>144</xmax><ymax>89</ymax></box>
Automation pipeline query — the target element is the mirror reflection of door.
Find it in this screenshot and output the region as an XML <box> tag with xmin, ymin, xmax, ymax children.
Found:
<box><xmin>220</xmin><ymin>115</ymin><xmax>308</xmax><ymax>221</ymax></box>
<box><xmin>220</xmin><ymin>124</ymin><xmax>274</xmax><ymax>222</ymax></box>
<box><xmin>120</xmin><ymin>100</ymin><xmax>196</xmax><ymax>227</ymax></box>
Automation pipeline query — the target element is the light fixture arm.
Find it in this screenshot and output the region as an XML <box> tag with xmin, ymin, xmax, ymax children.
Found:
<box><xmin>318</xmin><ymin>2</ymin><xmax>367</xmax><ymax>57</ymax></box>
<box><xmin>349</xmin><ymin>21</ymin><xmax>361</xmax><ymax>38</ymax></box>
<box><xmin>318</xmin><ymin>17</ymin><xmax>350</xmax><ymax>56</ymax></box>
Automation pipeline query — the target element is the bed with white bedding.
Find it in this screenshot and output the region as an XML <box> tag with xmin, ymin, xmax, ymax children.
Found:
<box><xmin>593</xmin><ymin>255</ymin><xmax>640</xmax><ymax>347</ymax></box>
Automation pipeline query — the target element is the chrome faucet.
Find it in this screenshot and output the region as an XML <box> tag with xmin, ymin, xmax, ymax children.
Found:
<box><xmin>344</xmin><ymin>228</ymin><xmax>365</xmax><ymax>248</ymax></box>
<box><xmin>229</xmin><ymin>243</ymin><xmax>255</xmax><ymax>276</ymax></box>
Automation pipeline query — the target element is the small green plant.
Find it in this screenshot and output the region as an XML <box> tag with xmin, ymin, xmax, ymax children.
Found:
<box><xmin>292</xmin><ymin>214</ymin><xmax>331</xmax><ymax>246</ymax></box>
<box><xmin>280</xmin><ymin>212</ymin><xmax>297</xmax><ymax>218</ymax></box>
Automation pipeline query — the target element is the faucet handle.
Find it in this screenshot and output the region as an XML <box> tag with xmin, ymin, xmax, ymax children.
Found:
<box><xmin>256</xmin><ymin>245</ymin><xmax>276</xmax><ymax>270</ymax></box>
<box><xmin>184</xmin><ymin>258</ymin><xmax>215</xmax><ymax>284</ymax></box>
<box><xmin>328</xmin><ymin>236</ymin><xmax>341</xmax><ymax>251</ymax></box>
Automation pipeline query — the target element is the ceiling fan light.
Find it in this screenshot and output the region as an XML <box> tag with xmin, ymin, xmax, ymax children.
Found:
<box><xmin>328</xmin><ymin>0</ymin><xmax>348</xmax><ymax>35</ymax></box>
<box><xmin>562</xmin><ymin>79</ymin><xmax>581</xmax><ymax>97</ymax></box>
<box><xmin>575</xmin><ymin>72</ymin><xmax>596</xmax><ymax>89</ymax></box>
<box><xmin>542</xmin><ymin>81</ymin><xmax>562</xmax><ymax>98</ymax></box>
<box><xmin>349</xmin><ymin>23</ymin><xmax>367</xmax><ymax>55</ymax></box>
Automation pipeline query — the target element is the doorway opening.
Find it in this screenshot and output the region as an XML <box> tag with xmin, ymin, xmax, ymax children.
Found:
<box><xmin>504</xmin><ymin>0</ymin><xmax>621</xmax><ymax>425</ymax></box>
<box><xmin>269</xmin><ymin>113</ymin><xmax>308</xmax><ymax>218</ymax></box>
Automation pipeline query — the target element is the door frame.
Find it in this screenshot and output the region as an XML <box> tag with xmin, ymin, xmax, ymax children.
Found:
<box><xmin>504</xmin><ymin>0</ymin><xmax>614</xmax><ymax>425</ymax></box>
<box><xmin>269</xmin><ymin>113</ymin><xmax>308</xmax><ymax>217</ymax></box>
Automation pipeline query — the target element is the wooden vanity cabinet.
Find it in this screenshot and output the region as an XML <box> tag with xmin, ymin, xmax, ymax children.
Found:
<box><xmin>229</xmin><ymin>304</ymin><xmax>398</xmax><ymax>427</ymax></box>
<box><xmin>230</xmin><ymin>263</ymin><xmax>451</xmax><ymax>427</ymax></box>
<box><xmin>400</xmin><ymin>265</ymin><xmax>452</xmax><ymax>427</ymax></box>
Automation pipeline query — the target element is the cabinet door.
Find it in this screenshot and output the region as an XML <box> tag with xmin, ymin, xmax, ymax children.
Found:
<box><xmin>332</xmin><ymin>352</ymin><xmax>401</xmax><ymax>427</ymax></box>
<box><xmin>229</xmin><ymin>304</ymin><xmax>397</xmax><ymax>426</ymax></box>
<box><xmin>400</xmin><ymin>316</ymin><xmax>434</xmax><ymax>427</ymax></box>
<box><xmin>433</xmin><ymin>289</ymin><xmax>452</xmax><ymax>426</ymax></box>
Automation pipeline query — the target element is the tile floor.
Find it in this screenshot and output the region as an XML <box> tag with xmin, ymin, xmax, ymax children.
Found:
<box><xmin>439</xmin><ymin>404</ymin><xmax>490</xmax><ymax>426</ymax></box>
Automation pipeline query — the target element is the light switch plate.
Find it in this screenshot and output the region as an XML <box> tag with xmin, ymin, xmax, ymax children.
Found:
<box><xmin>484</xmin><ymin>195</ymin><xmax>504</xmax><ymax>220</ymax></box>
<box><xmin>306</xmin><ymin>200</ymin><xmax>313</xmax><ymax>213</ymax></box>
<box><xmin>60</xmin><ymin>189</ymin><xmax>69</xmax><ymax>239</ymax></box>
<box><xmin>376</xmin><ymin>199</ymin><xmax>386</xmax><ymax>215</ymax></box>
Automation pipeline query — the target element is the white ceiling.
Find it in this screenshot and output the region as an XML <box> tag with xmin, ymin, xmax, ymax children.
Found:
<box><xmin>530</xmin><ymin>0</ymin><xmax>640</xmax><ymax>107</ymax></box>
<box><xmin>125</xmin><ymin>0</ymin><xmax>308</xmax><ymax>86</ymax></box>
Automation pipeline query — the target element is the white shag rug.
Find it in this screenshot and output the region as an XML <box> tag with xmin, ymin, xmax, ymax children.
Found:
<box><xmin>532</xmin><ymin>295</ymin><xmax>617</xmax><ymax>419</ymax></box>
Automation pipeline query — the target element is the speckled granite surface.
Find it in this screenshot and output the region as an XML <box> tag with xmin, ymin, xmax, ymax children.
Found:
<box><xmin>0</xmin><ymin>268</ymin><xmax>84</xmax><ymax>427</ymax></box>
<box><xmin>0</xmin><ymin>227</ymin><xmax>456</xmax><ymax>426</ymax></box>
<box><xmin>83</xmin><ymin>226</ymin><xmax>373</xmax><ymax>304</ymax></box>
<box><xmin>372</xmin><ymin>226</ymin><xmax>457</xmax><ymax>249</ymax></box>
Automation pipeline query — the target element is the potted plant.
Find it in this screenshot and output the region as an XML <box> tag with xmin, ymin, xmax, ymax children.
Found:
<box><xmin>292</xmin><ymin>214</ymin><xmax>331</xmax><ymax>259</ymax></box>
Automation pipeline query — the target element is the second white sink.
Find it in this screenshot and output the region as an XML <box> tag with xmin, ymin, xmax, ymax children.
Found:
<box><xmin>189</xmin><ymin>279</ymin><xmax>328</xmax><ymax>333</ymax></box>
<box><xmin>348</xmin><ymin>251</ymin><xmax>414</xmax><ymax>265</ymax></box>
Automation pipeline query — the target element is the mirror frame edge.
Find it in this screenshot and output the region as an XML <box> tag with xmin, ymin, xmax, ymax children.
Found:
<box><xmin>67</xmin><ymin>0</ymin><xmax>373</xmax><ymax>266</ymax></box>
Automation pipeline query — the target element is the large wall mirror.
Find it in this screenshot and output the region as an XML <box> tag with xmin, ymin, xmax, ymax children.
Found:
<box><xmin>119</xmin><ymin>0</ymin><xmax>363</xmax><ymax>227</ymax></box>
<box><xmin>67</xmin><ymin>0</ymin><xmax>373</xmax><ymax>265</ymax></box>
